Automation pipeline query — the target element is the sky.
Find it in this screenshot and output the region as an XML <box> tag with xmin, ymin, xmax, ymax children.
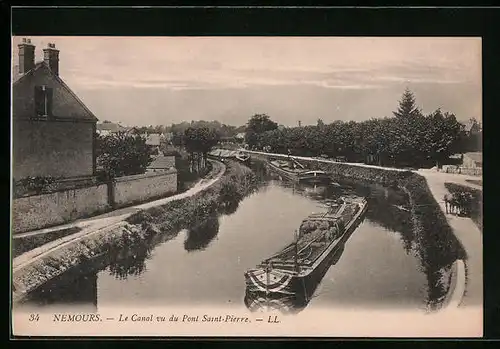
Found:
<box><xmin>12</xmin><ymin>36</ymin><xmax>482</xmax><ymax>127</ymax></box>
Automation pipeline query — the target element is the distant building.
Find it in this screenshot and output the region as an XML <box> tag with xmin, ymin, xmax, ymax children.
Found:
<box><xmin>145</xmin><ymin>133</ymin><xmax>161</xmax><ymax>146</ymax></box>
<box><xmin>462</xmin><ymin>152</ymin><xmax>482</xmax><ymax>169</ymax></box>
<box><xmin>235</xmin><ymin>132</ymin><xmax>246</xmax><ymax>140</ymax></box>
<box><xmin>126</xmin><ymin>127</ymin><xmax>141</xmax><ymax>135</ymax></box>
<box><xmin>464</xmin><ymin>119</ymin><xmax>481</xmax><ymax>136</ymax></box>
<box><xmin>96</xmin><ymin>121</ymin><xmax>128</xmax><ymax>136</ymax></box>
<box><xmin>146</xmin><ymin>154</ymin><xmax>176</xmax><ymax>173</ymax></box>
<box><xmin>12</xmin><ymin>39</ymin><xmax>98</xmax><ymax>180</ymax></box>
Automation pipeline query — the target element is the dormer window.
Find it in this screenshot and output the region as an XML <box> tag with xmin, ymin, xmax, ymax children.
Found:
<box><xmin>34</xmin><ymin>85</ymin><xmax>53</xmax><ymax>118</ymax></box>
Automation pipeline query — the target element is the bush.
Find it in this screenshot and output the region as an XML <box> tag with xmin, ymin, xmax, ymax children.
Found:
<box><xmin>444</xmin><ymin>182</ymin><xmax>482</xmax><ymax>230</ymax></box>
<box><xmin>13</xmin><ymin>176</ymin><xmax>59</xmax><ymax>198</ymax></box>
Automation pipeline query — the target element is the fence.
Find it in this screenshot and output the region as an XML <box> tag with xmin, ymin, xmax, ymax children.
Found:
<box><xmin>11</xmin><ymin>169</ymin><xmax>177</xmax><ymax>234</ymax></box>
<box><xmin>442</xmin><ymin>165</ymin><xmax>482</xmax><ymax>177</ymax></box>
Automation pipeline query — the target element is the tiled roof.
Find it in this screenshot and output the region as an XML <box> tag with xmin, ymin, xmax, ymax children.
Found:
<box><xmin>148</xmin><ymin>155</ymin><xmax>175</xmax><ymax>169</ymax></box>
<box><xmin>146</xmin><ymin>133</ymin><xmax>161</xmax><ymax>146</ymax></box>
<box><xmin>97</xmin><ymin>123</ymin><xmax>128</xmax><ymax>133</ymax></box>
<box><xmin>12</xmin><ymin>61</ymin><xmax>44</xmax><ymax>84</ymax></box>
<box><xmin>12</xmin><ymin>61</ymin><xmax>98</xmax><ymax>122</ymax></box>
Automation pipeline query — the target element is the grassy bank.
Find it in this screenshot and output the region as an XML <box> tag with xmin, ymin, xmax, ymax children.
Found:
<box><xmin>126</xmin><ymin>160</ymin><xmax>259</xmax><ymax>229</ymax></box>
<box><xmin>13</xmin><ymin>161</ymin><xmax>258</xmax><ymax>301</ymax></box>
<box><xmin>12</xmin><ymin>227</ymin><xmax>82</xmax><ymax>259</ymax></box>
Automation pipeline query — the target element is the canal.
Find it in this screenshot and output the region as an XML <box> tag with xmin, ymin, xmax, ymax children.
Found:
<box><xmin>18</xmin><ymin>165</ymin><xmax>463</xmax><ymax>314</ymax></box>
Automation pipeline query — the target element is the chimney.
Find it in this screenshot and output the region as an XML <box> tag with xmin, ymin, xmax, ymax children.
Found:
<box><xmin>18</xmin><ymin>38</ymin><xmax>35</xmax><ymax>74</ymax></box>
<box><xmin>43</xmin><ymin>42</ymin><xmax>60</xmax><ymax>76</ymax></box>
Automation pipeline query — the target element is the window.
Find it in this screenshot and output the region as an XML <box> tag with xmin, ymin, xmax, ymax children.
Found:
<box><xmin>34</xmin><ymin>85</ymin><xmax>53</xmax><ymax>117</ymax></box>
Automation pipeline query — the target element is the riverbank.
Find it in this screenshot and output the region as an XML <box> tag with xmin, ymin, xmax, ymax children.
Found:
<box><xmin>12</xmin><ymin>161</ymin><xmax>257</xmax><ymax>304</ymax></box>
<box><xmin>245</xmin><ymin>150</ymin><xmax>470</xmax><ymax>311</ymax></box>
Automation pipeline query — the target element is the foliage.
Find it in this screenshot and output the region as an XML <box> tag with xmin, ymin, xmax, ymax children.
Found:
<box><xmin>13</xmin><ymin>176</ymin><xmax>59</xmax><ymax>197</ymax></box>
<box><xmin>96</xmin><ymin>132</ymin><xmax>155</xmax><ymax>178</ymax></box>
<box><xmin>245</xmin><ymin>114</ymin><xmax>278</xmax><ymax>149</ymax></box>
<box><xmin>256</xmin><ymin>89</ymin><xmax>465</xmax><ymax>169</ymax></box>
<box><xmin>184</xmin><ymin>127</ymin><xmax>220</xmax><ymax>173</ymax></box>
<box><xmin>461</xmin><ymin>117</ymin><xmax>482</xmax><ymax>152</ymax></box>
<box><xmin>184</xmin><ymin>127</ymin><xmax>220</xmax><ymax>154</ymax></box>
<box><xmin>393</xmin><ymin>88</ymin><xmax>422</xmax><ymax>119</ymax></box>
<box><xmin>444</xmin><ymin>182</ymin><xmax>482</xmax><ymax>230</ymax></box>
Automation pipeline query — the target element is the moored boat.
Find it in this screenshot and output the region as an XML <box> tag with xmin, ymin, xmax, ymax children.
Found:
<box><xmin>208</xmin><ymin>148</ymin><xmax>251</xmax><ymax>164</ymax></box>
<box><xmin>297</xmin><ymin>170</ymin><xmax>331</xmax><ymax>184</ymax></box>
<box><xmin>235</xmin><ymin>151</ymin><xmax>251</xmax><ymax>164</ymax></box>
<box><xmin>267</xmin><ymin>158</ymin><xmax>331</xmax><ymax>184</ymax></box>
<box><xmin>244</xmin><ymin>196</ymin><xmax>368</xmax><ymax>296</ymax></box>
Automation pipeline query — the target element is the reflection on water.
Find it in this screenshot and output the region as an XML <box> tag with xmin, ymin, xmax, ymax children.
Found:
<box><xmin>184</xmin><ymin>217</ymin><xmax>220</xmax><ymax>252</ymax></box>
<box><xmin>19</xmin><ymin>163</ymin><xmax>465</xmax><ymax>313</ymax></box>
<box><xmin>19</xmin><ymin>265</ymin><xmax>100</xmax><ymax>312</ymax></box>
<box><xmin>244</xmin><ymin>244</ymin><xmax>346</xmax><ymax>315</ymax></box>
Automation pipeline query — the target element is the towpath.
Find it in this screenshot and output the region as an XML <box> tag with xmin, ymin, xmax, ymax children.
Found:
<box><xmin>12</xmin><ymin>160</ymin><xmax>226</xmax><ymax>271</ymax></box>
<box><xmin>416</xmin><ymin>169</ymin><xmax>482</xmax><ymax>308</ymax></box>
<box><xmin>240</xmin><ymin>149</ymin><xmax>482</xmax><ymax>308</ymax></box>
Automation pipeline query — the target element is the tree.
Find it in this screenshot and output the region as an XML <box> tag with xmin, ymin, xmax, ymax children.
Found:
<box><xmin>393</xmin><ymin>88</ymin><xmax>422</xmax><ymax>119</ymax></box>
<box><xmin>461</xmin><ymin>117</ymin><xmax>482</xmax><ymax>152</ymax></box>
<box><xmin>171</xmin><ymin>132</ymin><xmax>185</xmax><ymax>147</ymax></box>
<box><xmin>422</xmin><ymin>110</ymin><xmax>463</xmax><ymax>168</ymax></box>
<box><xmin>317</xmin><ymin>118</ymin><xmax>325</xmax><ymax>127</ymax></box>
<box><xmin>184</xmin><ymin>127</ymin><xmax>220</xmax><ymax>173</ymax></box>
<box><xmin>245</xmin><ymin>114</ymin><xmax>278</xmax><ymax>149</ymax></box>
<box><xmin>96</xmin><ymin>132</ymin><xmax>155</xmax><ymax>178</ymax></box>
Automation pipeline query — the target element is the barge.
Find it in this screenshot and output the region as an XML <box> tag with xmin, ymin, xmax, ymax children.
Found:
<box><xmin>208</xmin><ymin>148</ymin><xmax>251</xmax><ymax>165</ymax></box>
<box><xmin>267</xmin><ymin>159</ymin><xmax>331</xmax><ymax>184</ymax></box>
<box><xmin>244</xmin><ymin>196</ymin><xmax>368</xmax><ymax>297</ymax></box>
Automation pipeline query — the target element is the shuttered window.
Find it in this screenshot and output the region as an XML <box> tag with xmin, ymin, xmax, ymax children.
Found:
<box><xmin>34</xmin><ymin>85</ymin><xmax>53</xmax><ymax>117</ymax></box>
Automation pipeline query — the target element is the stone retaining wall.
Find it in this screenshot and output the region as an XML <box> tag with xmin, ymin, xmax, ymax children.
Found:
<box><xmin>12</xmin><ymin>170</ymin><xmax>178</xmax><ymax>234</ymax></box>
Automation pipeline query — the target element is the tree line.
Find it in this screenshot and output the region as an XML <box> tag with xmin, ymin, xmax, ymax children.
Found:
<box><xmin>125</xmin><ymin>120</ymin><xmax>245</xmax><ymax>139</ymax></box>
<box><xmin>244</xmin><ymin>89</ymin><xmax>480</xmax><ymax>168</ymax></box>
<box><xmin>95</xmin><ymin>88</ymin><xmax>481</xmax><ymax>178</ymax></box>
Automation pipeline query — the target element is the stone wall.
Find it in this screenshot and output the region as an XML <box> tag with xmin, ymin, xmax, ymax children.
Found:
<box><xmin>12</xmin><ymin>170</ymin><xmax>178</xmax><ymax>234</ymax></box>
<box><xmin>12</xmin><ymin>184</ymin><xmax>109</xmax><ymax>233</ymax></box>
<box><xmin>113</xmin><ymin>170</ymin><xmax>178</xmax><ymax>208</ymax></box>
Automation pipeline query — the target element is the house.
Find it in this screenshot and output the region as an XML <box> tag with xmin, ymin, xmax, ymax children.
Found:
<box><xmin>144</xmin><ymin>133</ymin><xmax>162</xmax><ymax>154</ymax></box>
<box><xmin>96</xmin><ymin>121</ymin><xmax>129</xmax><ymax>136</ymax></box>
<box><xmin>145</xmin><ymin>133</ymin><xmax>161</xmax><ymax>146</ymax></box>
<box><xmin>462</xmin><ymin>152</ymin><xmax>482</xmax><ymax>169</ymax></box>
<box><xmin>146</xmin><ymin>154</ymin><xmax>176</xmax><ymax>173</ymax></box>
<box><xmin>464</xmin><ymin>119</ymin><xmax>481</xmax><ymax>136</ymax></box>
<box><xmin>235</xmin><ymin>132</ymin><xmax>246</xmax><ymax>140</ymax></box>
<box><xmin>125</xmin><ymin>127</ymin><xmax>142</xmax><ymax>135</ymax></box>
<box><xmin>12</xmin><ymin>38</ymin><xmax>98</xmax><ymax>181</ymax></box>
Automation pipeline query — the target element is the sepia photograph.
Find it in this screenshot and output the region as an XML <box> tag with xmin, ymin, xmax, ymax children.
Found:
<box><xmin>10</xmin><ymin>36</ymin><xmax>482</xmax><ymax>337</ymax></box>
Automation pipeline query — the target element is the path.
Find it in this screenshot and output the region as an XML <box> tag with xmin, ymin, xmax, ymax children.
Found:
<box><xmin>12</xmin><ymin>160</ymin><xmax>226</xmax><ymax>271</ymax></box>
<box><xmin>417</xmin><ymin>170</ymin><xmax>483</xmax><ymax>308</ymax></box>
